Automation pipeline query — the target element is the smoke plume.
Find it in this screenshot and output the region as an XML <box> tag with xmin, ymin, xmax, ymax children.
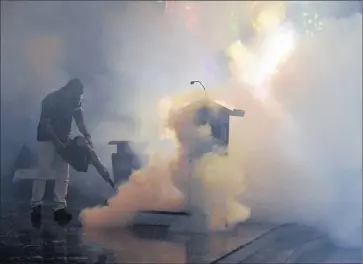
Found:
<box><xmin>81</xmin><ymin>90</ymin><xmax>251</xmax><ymax>230</ymax></box>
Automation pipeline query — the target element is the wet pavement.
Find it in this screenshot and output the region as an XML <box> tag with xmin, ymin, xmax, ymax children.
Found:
<box><xmin>0</xmin><ymin>202</ymin><xmax>361</xmax><ymax>264</ymax></box>
<box><xmin>0</xmin><ymin>202</ymin><xmax>276</xmax><ymax>264</ymax></box>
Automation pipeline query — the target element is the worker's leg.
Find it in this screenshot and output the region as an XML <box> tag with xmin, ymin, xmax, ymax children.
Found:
<box><xmin>30</xmin><ymin>141</ymin><xmax>56</xmax><ymax>208</ymax></box>
<box><xmin>52</xmin><ymin>152</ymin><xmax>72</xmax><ymax>224</ymax></box>
<box><xmin>30</xmin><ymin>141</ymin><xmax>56</xmax><ymax>227</ymax></box>
<box><xmin>53</xmin><ymin>152</ymin><xmax>70</xmax><ymax>211</ymax></box>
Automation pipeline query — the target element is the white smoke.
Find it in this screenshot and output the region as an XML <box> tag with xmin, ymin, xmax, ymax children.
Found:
<box><xmin>224</xmin><ymin>13</ymin><xmax>362</xmax><ymax>248</ymax></box>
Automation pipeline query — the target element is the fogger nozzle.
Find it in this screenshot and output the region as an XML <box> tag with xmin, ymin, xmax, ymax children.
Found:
<box><xmin>107</xmin><ymin>179</ymin><xmax>117</xmax><ymax>191</ymax></box>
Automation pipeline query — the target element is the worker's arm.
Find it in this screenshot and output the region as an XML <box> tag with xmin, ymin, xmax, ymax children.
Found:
<box><xmin>40</xmin><ymin>99</ymin><xmax>66</xmax><ymax>149</ymax></box>
<box><xmin>45</xmin><ymin>119</ymin><xmax>67</xmax><ymax>149</ymax></box>
<box><xmin>72</xmin><ymin>106</ymin><xmax>92</xmax><ymax>147</ymax></box>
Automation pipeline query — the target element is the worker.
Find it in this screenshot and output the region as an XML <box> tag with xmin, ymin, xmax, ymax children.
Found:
<box><xmin>31</xmin><ymin>78</ymin><xmax>91</xmax><ymax>226</ymax></box>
